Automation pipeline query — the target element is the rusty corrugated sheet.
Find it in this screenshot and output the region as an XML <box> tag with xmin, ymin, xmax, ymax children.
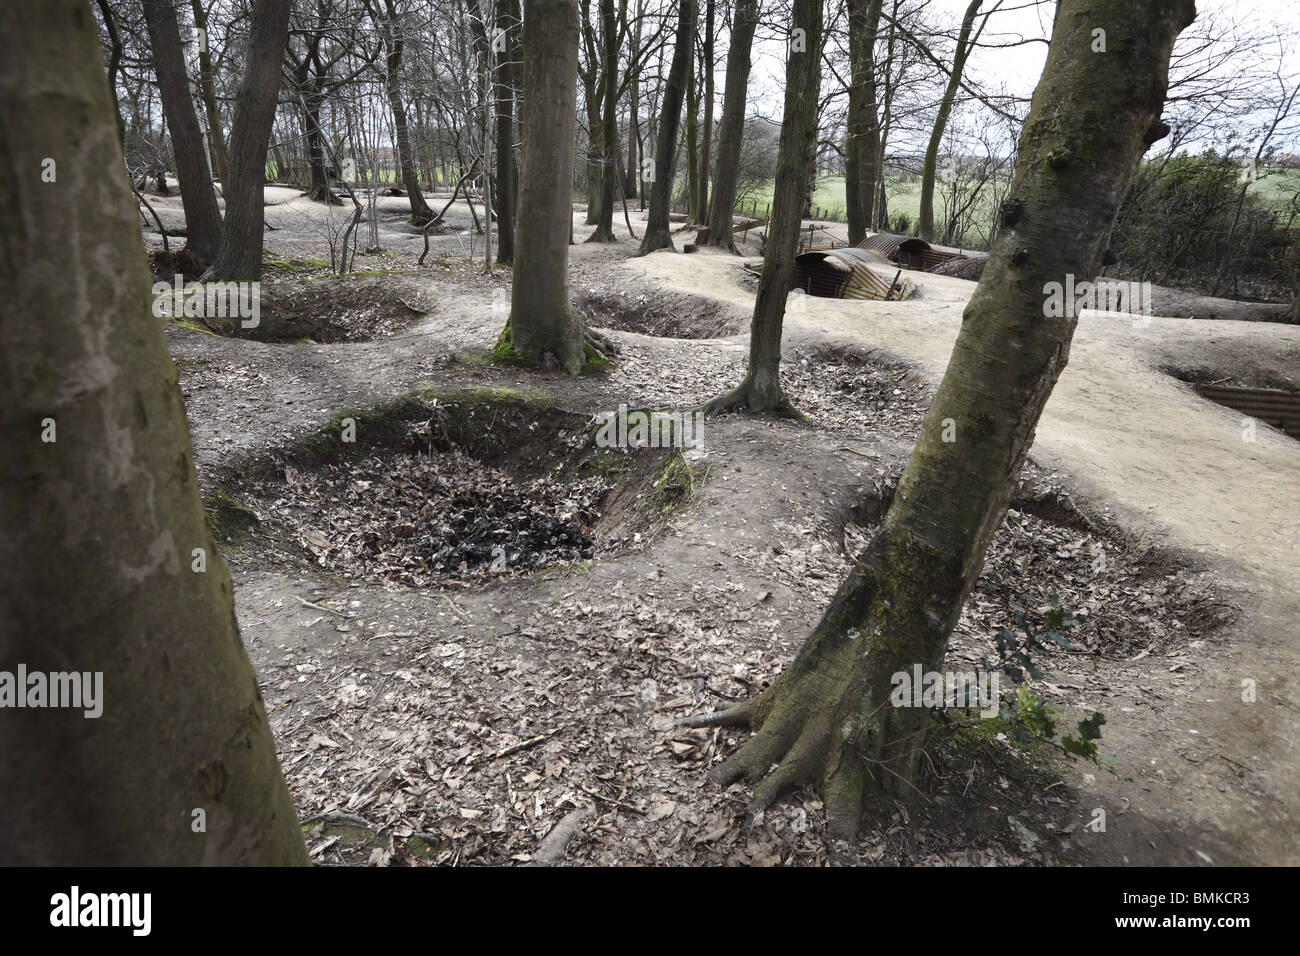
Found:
<box><xmin>855</xmin><ymin>233</ymin><xmax>938</xmax><ymax>269</ymax></box>
<box><xmin>1196</xmin><ymin>385</ymin><xmax>1300</xmax><ymax>439</ymax></box>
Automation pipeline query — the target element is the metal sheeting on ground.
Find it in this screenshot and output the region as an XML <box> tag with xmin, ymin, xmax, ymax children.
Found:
<box><xmin>1196</xmin><ymin>385</ymin><xmax>1300</xmax><ymax>440</ymax></box>
<box><xmin>794</xmin><ymin>248</ymin><xmax>916</xmax><ymax>301</ymax></box>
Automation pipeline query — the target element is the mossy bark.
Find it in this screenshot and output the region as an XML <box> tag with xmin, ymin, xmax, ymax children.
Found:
<box><xmin>0</xmin><ymin>0</ymin><xmax>309</xmax><ymax>864</ymax></box>
<box><xmin>689</xmin><ymin>0</ymin><xmax>1197</xmax><ymax>839</ymax></box>
<box><xmin>702</xmin><ymin>0</ymin><xmax>822</xmax><ymax>416</ymax></box>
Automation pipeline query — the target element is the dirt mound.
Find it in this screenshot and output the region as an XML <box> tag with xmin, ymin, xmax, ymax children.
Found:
<box><xmin>577</xmin><ymin>288</ymin><xmax>746</xmax><ymax>339</ymax></box>
<box><xmin>928</xmin><ymin>256</ymin><xmax>987</xmax><ymax>280</ymax></box>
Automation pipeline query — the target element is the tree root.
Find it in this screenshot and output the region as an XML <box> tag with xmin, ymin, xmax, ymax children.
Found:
<box><xmin>701</xmin><ymin>383</ymin><xmax>806</xmax><ymax>420</ymax></box>
<box><xmin>583</xmin><ymin>326</ymin><xmax>620</xmax><ymax>358</ymax></box>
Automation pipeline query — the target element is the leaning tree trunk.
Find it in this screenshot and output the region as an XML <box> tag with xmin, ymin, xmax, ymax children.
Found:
<box><xmin>0</xmin><ymin>0</ymin><xmax>310</xmax><ymax>865</ymax></box>
<box><xmin>638</xmin><ymin>0</ymin><xmax>697</xmax><ymax>254</ymax></box>
<box><xmin>685</xmin><ymin>0</ymin><xmax>1197</xmax><ymax>840</ymax></box>
<box><xmin>190</xmin><ymin>0</ymin><xmax>230</xmax><ymax>184</ymax></box>
<box><xmin>503</xmin><ymin>0</ymin><xmax>587</xmax><ymax>372</ymax></box>
<box><xmin>142</xmin><ymin>0</ymin><xmax>224</xmax><ymax>268</ymax></box>
<box><xmin>381</xmin><ymin>0</ymin><xmax>435</xmax><ymax>224</ymax></box>
<box><xmin>845</xmin><ymin>0</ymin><xmax>882</xmax><ymax>244</ymax></box>
<box><xmin>586</xmin><ymin>0</ymin><xmax>619</xmax><ymax>241</ymax></box>
<box><xmin>203</xmin><ymin>0</ymin><xmax>292</xmax><ymax>281</ymax></box>
<box><xmin>704</xmin><ymin>0</ymin><xmax>757</xmax><ymax>252</ymax></box>
<box><xmin>701</xmin><ymin>0</ymin><xmax>822</xmax><ymax>415</ymax></box>
<box><xmin>919</xmin><ymin>0</ymin><xmax>982</xmax><ymax>242</ymax></box>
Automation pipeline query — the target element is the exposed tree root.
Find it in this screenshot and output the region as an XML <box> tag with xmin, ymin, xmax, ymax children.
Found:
<box><xmin>679</xmin><ymin>532</ymin><xmax>948</xmax><ymax>840</ymax></box>
<box><xmin>701</xmin><ymin>382</ymin><xmax>805</xmax><ymax>419</ymax></box>
<box><xmin>583</xmin><ymin>326</ymin><xmax>620</xmax><ymax>359</ymax></box>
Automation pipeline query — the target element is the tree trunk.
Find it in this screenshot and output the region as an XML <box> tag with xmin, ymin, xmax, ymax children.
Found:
<box><xmin>688</xmin><ymin>0</ymin><xmax>1197</xmax><ymax>840</ymax></box>
<box><xmin>586</xmin><ymin>0</ymin><xmax>618</xmax><ymax>241</ymax></box>
<box><xmin>96</xmin><ymin>0</ymin><xmax>126</xmax><ymax>144</ymax></box>
<box><xmin>704</xmin><ymin>0</ymin><xmax>757</xmax><ymax>252</ymax></box>
<box><xmin>638</xmin><ymin>0</ymin><xmax>697</xmax><ymax>254</ymax></box>
<box><xmin>303</xmin><ymin>87</ymin><xmax>337</xmax><ymax>203</ymax></box>
<box><xmin>919</xmin><ymin>0</ymin><xmax>982</xmax><ymax>242</ymax></box>
<box><xmin>701</xmin><ymin>0</ymin><xmax>821</xmax><ymax>414</ymax></box>
<box><xmin>380</xmin><ymin>0</ymin><xmax>435</xmax><ymax>224</ymax></box>
<box><xmin>845</xmin><ymin>0</ymin><xmax>882</xmax><ymax>243</ymax></box>
<box><xmin>189</xmin><ymin>0</ymin><xmax>230</xmax><ymax>184</ymax></box>
<box><xmin>203</xmin><ymin>0</ymin><xmax>292</xmax><ymax>281</ymax></box>
<box><xmin>696</xmin><ymin>0</ymin><xmax>714</xmax><ymax>221</ymax></box>
<box><xmin>0</xmin><ymin>0</ymin><xmax>310</xmax><ymax>865</ymax></box>
<box><xmin>494</xmin><ymin>0</ymin><xmax>519</xmax><ymax>262</ymax></box>
<box><xmin>579</xmin><ymin>0</ymin><xmax>602</xmax><ymax>225</ymax></box>
<box><xmin>685</xmin><ymin>64</ymin><xmax>700</xmax><ymax>222</ymax></box>
<box><xmin>504</xmin><ymin>0</ymin><xmax>586</xmax><ymax>372</ymax></box>
<box><xmin>624</xmin><ymin>3</ymin><xmax>641</xmax><ymax>201</ymax></box>
<box><xmin>142</xmin><ymin>0</ymin><xmax>223</xmax><ymax>268</ymax></box>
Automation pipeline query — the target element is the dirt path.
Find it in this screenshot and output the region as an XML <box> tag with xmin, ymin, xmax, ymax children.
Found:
<box><xmin>633</xmin><ymin>247</ymin><xmax>1300</xmax><ymax>865</ymax></box>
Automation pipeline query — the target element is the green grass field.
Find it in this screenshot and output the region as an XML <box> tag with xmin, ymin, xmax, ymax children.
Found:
<box><xmin>736</xmin><ymin>167</ymin><xmax>1300</xmax><ymax>230</ymax></box>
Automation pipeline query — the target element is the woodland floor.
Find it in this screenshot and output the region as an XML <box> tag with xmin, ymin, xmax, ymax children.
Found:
<box><xmin>148</xmin><ymin>184</ymin><xmax>1299</xmax><ymax>866</ymax></box>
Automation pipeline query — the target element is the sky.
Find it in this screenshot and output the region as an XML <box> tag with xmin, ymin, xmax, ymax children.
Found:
<box><xmin>745</xmin><ymin>0</ymin><xmax>1300</xmax><ymax>157</ymax></box>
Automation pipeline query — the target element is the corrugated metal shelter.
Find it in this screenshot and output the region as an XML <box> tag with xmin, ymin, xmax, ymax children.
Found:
<box><xmin>794</xmin><ymin>248</ymin><xmax>916</xmax><ymax>301</ymax></box>
<box><xmin>856</xmin><ymin>232</ymin><xmax>965</xmax><ymax>271</ymax></box>
<box><xmin>1196</xmin><ymin>385</ymin><xmax>1300</xmax><ymax>440</ymax></box>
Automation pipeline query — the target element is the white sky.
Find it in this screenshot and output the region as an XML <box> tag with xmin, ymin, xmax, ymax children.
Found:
<box><xmin>745</xmin><ymin>0</ymin><xmax>1300</xmax><ymax>155</ymax></box>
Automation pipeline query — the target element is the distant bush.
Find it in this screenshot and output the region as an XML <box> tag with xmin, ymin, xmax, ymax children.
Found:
<box><xmin>1110</xmin><ymin>151</ymin><xmax>1296</xmax><ymax>298</ymax></box>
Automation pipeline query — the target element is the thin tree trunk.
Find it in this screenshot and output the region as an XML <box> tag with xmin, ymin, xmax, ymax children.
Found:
<box><xmin>142</xmin><ymin>0</ymin><xmax>224</xmax><ymax>267</ymax></box>
<box><xmin>378</xmin><ymin>0</ymin><xmax>435</xmax><ymax>223</ymax></box>
<box><xmin>96</xmin><ymin>0</ymin><xmax>126</xmax><ymax>144</ymax></box>
<box><xmin>845</xmin><ymin>0</ymin><xmax>882</xmax><ymax>243</ymax></box>
<box><xmin>688</xmin><ymin>0</ymin><xmax>1197</xmax><ymax>841</ymax></box>
<box><xmin>919</xmin><ymin>0</ymin><xmax>983</xmax><ymax>242</ymax></box>
<box><xmin>189</xmin><ymin>0</ymin><xmax>230</xmax><ymax>184</ymax></box>
<box><xmin>701</xmin><ymin>0</ymin><xmax>821</xmax><ymax>414</ymax></box>
<box><xmin>580</xmin><ymin>0</ymin><xmax>602</xmax><ymax>225</ymax></box>
<box><xmin>704</xmin><ymin>0</ymin><xmax>756</xmax><ymax>251</ymax></box>
<box><xmin>493</xmin><ymin>0</ymin><xmax>518</xmax><ymax>262</ymax></box>
<box><xmin>685</xmin><ymin>61</ymin><xmax>700</xmax><ymax>223</ymax></box>
<box><xmin>203</xmin><ymin>0</ymin><xmax>291</xmax><ymax>281</ymax></box>
<box><xmin>638</xmin><ymin>0</ymin><xmax>697</xmax><ymax>254</ymax></box>
<box><xmin>0</xmin><ymin>0</ymin><xmax>310</xmax><ymax>865</ymax></box>
<box><xmin>696</xmin><ymin>0</ymin><xmax>714</xmax><ymax>220</ymax></box>
<box><xmin>624</xmin><ymin>1</ymin><xmax>641</xmax><ymax>200</ymax></box>
<box><xmin>587</xmin><ymin>0</ymin><xmax>619</xmax><ymax>241</ymax></box>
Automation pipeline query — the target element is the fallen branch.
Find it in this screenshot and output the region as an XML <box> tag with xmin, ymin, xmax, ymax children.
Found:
<box><xmin>295</xmin><ymin>595</ymin><xmax>348</xmax><ymax>617</ymax></box>
<box><xmin>525</xmin><ymin>808</ymin><xmax>589</xmax><ymax>867</ymax></box>
<box><xmin>493</xmin><ymin>729</ymin><xmax>558</xmax><ymax>759</ymax></box>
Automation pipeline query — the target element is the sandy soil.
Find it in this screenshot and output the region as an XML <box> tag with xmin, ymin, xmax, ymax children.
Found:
<box><xmin>635</xmin><ymin>246</ymin><xmax>1300</xmax><ymax>865</ymax></box>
